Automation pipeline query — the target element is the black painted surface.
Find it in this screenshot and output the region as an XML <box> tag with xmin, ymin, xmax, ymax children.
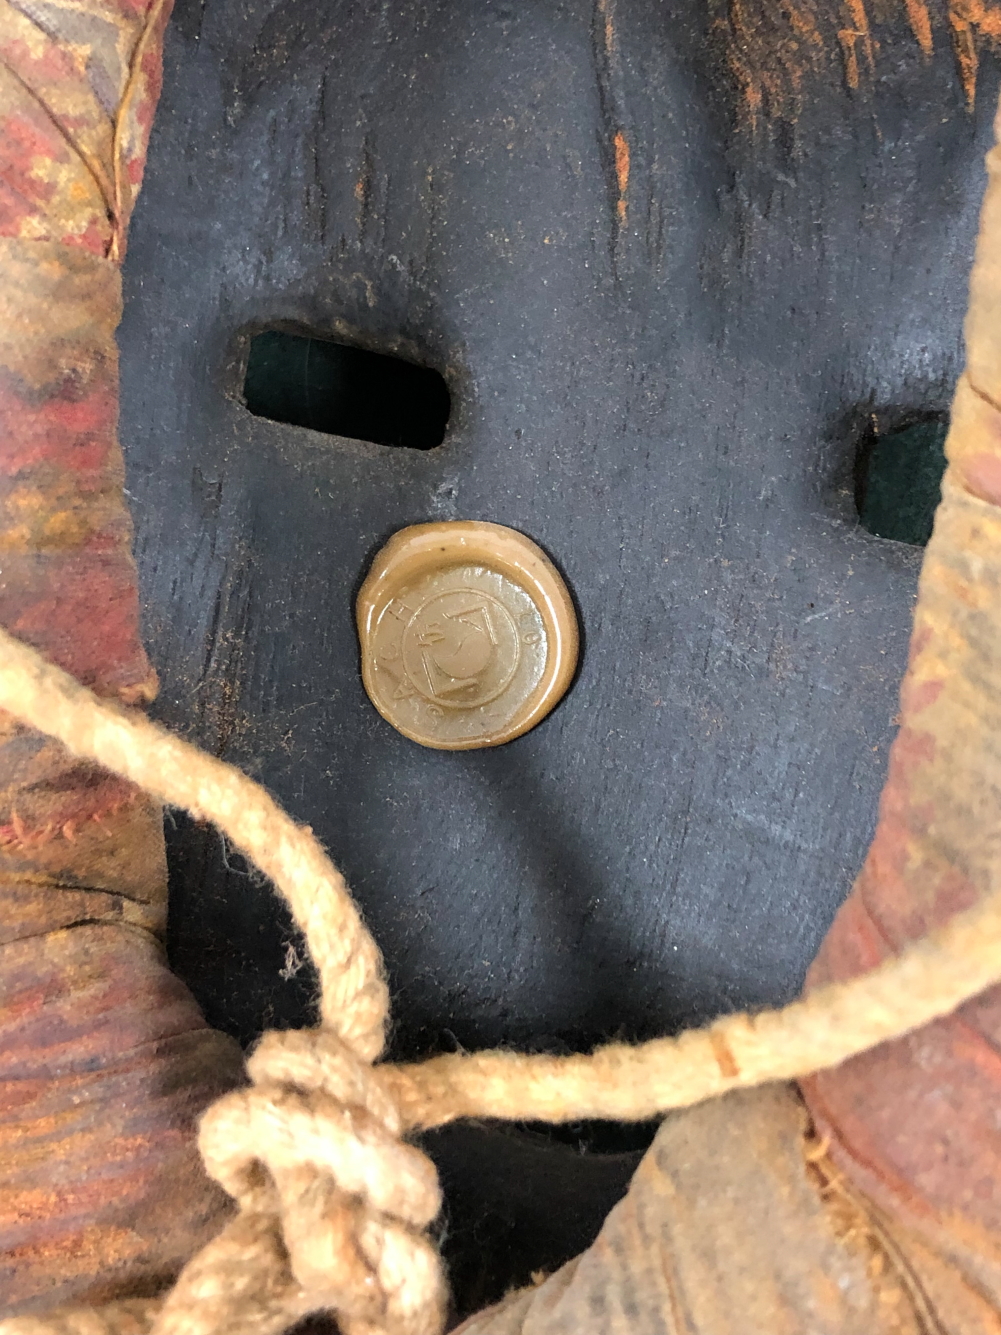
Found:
<box><xmin>119</xmin><ymin>0</ymin><xmax>999</xmax><ymax>1309</ymax></box>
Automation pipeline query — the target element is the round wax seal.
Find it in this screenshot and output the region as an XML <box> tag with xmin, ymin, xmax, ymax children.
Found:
<box><xmin>356</xmin><ymin>522</ymin><xmax>579</xmax><ymax>750</ymax></box>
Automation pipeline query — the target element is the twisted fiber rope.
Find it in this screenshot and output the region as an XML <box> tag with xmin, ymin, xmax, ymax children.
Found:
<box><xmin>3</xmin><ymin>626</ymin><xmax>1001</xmax><ymax>1335</ymax></box>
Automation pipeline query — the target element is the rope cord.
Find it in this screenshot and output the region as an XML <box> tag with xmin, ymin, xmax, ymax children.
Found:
<box><xmin>0</xmin><ymin>622</ymin><xmax>997</xmax><ymax>1335</ymax></box>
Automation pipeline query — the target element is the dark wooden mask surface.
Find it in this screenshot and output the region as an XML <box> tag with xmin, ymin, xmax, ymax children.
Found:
<box><xmin>119</xmin><ymin>0</ymin><xmax>1001</xmax><ymax>1310</ymax></box>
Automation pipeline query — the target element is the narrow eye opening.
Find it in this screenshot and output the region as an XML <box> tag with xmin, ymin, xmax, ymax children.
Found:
<box><xmin>243</xmin><ymin>329</ymin><xmax>451</xmax><ymax>451</ymax></box>
<box><xmin>855</xmin><ymin>414</ymin><xmax>948</xmax><ymax>546</ymax></box>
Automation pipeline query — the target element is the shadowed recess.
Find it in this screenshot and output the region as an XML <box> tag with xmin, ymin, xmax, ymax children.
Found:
<box><xmin>243</xmin><ymin>330</ymin><xmax>451</xmax><ymax>450</ymax></box>
<box><xmin>856</xmin><ymin>416</ymin><xmax>948</xmax><ymax>546</ymax></box>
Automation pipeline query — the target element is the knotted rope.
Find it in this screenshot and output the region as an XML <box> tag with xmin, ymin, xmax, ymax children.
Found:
<box><xmin>3</xmin><ymin>622</ymin><xmax>1001</xmax><ymax>1335</ymax></box>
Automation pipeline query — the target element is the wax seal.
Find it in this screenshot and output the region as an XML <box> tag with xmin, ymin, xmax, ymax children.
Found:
<box><xmin>357</xmin><ymin>521</ymin><xmax>579</xmax><ymax>749</ymax></box>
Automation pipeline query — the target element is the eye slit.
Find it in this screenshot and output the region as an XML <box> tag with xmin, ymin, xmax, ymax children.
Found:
<box><xmin>855</xmin><ymin>414</ymin><xmax>948</xmax><ymax>547</ymax></box>
<box><xmin>242</xmin><ymin>329</ymin><xmax>451</xmax><ymax>451</ymax></box>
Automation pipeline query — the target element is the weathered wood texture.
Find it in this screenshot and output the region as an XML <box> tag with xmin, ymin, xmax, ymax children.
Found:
<box><xmin>118</xmin><ymin>0</ymin><xmax>1001</xmax><ymax>1309</ymax></box>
